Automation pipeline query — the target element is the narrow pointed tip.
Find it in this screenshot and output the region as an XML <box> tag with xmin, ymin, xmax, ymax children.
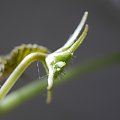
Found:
<box><xmin>85</xmin><ymin>24</ymin><xmax>89</xmax><ymax>31</ymax></box>
<box><xmin>84</xmin><ymin>11</ymin><xmax>88</xmax><ymax>19</ymax></box>
<box><xmin>85</xmin><ymin>11</ymin><xmax>88</xmax><ymax>15</ymax></box>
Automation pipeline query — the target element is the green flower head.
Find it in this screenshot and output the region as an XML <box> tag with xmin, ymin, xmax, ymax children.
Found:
<box><xmin>46</xmin><ymin>11</ymin><xmax>88</xmax><ymax>90</ymax></box>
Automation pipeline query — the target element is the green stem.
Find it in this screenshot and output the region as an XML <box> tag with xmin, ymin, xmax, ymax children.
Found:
<box><xmin>0</xmin><ymin>52</ymin><xmax>120</xmax><ymax>116</ymax></box>
<box><xmin>0</xmin><ymin>52</ymin><xmax>47</xmax><ymax>100</ymax></box>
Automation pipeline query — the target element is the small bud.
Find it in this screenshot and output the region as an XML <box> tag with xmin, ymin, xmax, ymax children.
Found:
<box><xmin>45</xmin><ymin>12</ymin><xmax>88</xmax><ymax>90</ymax></box>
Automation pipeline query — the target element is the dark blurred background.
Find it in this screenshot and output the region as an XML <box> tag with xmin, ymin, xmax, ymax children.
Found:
<box><xmin>0</xmin><ymin>0</ymin><xmax>120</xmax><ymax>120</ymax></box>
